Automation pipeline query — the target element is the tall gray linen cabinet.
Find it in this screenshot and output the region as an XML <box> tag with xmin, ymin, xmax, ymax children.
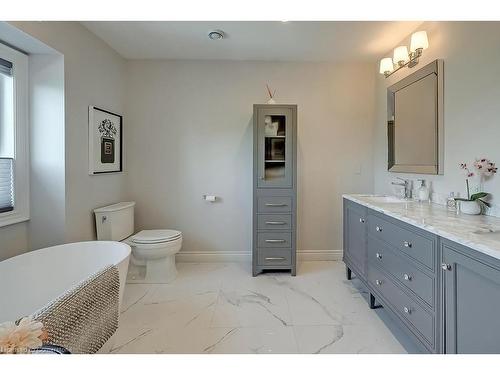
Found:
<box><xmin>252</xmin><ymin>104</ymin><xmax>297</xmax><ymax>276</ymax></box>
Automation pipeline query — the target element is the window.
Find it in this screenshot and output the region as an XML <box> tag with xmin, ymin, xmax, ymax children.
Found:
<box><xmin>0</xmin><ymin>43</ymin><xmax>28</xmax><ymax>227</ymax></box>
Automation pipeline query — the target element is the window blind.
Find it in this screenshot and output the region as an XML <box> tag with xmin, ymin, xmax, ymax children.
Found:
<box><xmin>0</xmin><ymin>158</ymin><xmax>14</xmax><ymax>213</ymax></box>
<box><xmin>0</xmin><ymin>57</ymin><xmax>13</xmax><ymax>76</ymax></box>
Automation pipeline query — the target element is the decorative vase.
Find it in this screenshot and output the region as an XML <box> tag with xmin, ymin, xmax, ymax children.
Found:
<box><xmin>460</xmin><ymin>200</ymin><xmax>481</xmax><ymax>215</ymax></box>
<box><xmin>267</xmin><ymin>98</ymin><xmax>276</xmax><ymax>104</ymax></box>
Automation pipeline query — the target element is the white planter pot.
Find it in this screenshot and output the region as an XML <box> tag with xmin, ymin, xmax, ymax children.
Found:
<box><xmin>460</xmin><ymin>200</ymin><xmax>482</xmax><ymax>215</ymax></box>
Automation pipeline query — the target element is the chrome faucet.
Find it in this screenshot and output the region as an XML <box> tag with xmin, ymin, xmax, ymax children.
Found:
<box><xmin>391</xmin><ymin>177</ymin><xmax>412</xmax><ymax>199</ymax></box>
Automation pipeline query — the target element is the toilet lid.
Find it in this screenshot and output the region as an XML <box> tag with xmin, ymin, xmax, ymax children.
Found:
<box><xmin>131</xmin><ymin>229</ymin><xmax>182</xmax><ymax>244</ymax></box>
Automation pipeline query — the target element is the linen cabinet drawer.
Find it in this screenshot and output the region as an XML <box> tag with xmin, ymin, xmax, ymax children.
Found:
<box><xmin>257</xmin><ymin>196</ymin><xmax>292</xmax><ymax>213</ymax></box>
<box><xmin>368</xmin><ymin>237</ymin><xmax>434</xmax><ymax>307</ymax></box>
<box><xmin>368</xmin><ymin>265</ymin><xmax>434</xmax><ymax>347</ymax></box>
<box><xmin>368</xmin><ymin>214</ymin><xmax>435</xmax><ymax>270</ymax></box>
<box><xmin>257</xmin><ymin>248</ymin><xmax>292</xmax><ymax>266</ymax></box>
<box><xmin>258</xmin><ymin>214</ymin><xmax>292</xmax><ymax>230</ymax></box>
<box><xmin>257</xmin><ymin>232</ymin><xmax>292</xmax><ymax>248</ymax></box>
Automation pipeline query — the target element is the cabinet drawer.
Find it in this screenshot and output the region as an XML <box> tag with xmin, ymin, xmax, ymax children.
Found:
<box><xmin>257</xmin><ymin>196</ymin><xmax>292</xmax><ymax>213</ymax></box>
<box><xmin>257</xmin><ymin>248</ymin><xmax>292</xmax><ymax>266</ymax></box>
<box><xmin>258</xmin><ymin>214</ymin><xmax>292</xmax><ymax>230</ymax></box>
<box><xmin>368</xmin><ymin>236</ymin><xmax>434</xmax><ymax>307</ymax></box>
<box><xmin>368</xmin><ymin>265</ymin><xmax>434</xmax><ymax>346</ymax></box>
<box><xmin>257</xmin><ymin>232</ymin><xmax>292</xmax><ymax>248</ymax></box>
<box><xmin>368</xmin><ymin>214</ymin><xmax>435</xmax><ymax>270</ymax></box>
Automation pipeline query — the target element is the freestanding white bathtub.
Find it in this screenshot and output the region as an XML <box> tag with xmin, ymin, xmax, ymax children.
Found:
<box><xmin>0</xmin><ymin>241</ymin><xmax>130</xmax><ymax>351</ymax></box>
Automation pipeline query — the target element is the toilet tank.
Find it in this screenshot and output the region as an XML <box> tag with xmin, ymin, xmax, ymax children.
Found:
<box><xmin>94</xmin><ymin>202</ymin><xmax>135</xmax><ymax>241</ymax></box>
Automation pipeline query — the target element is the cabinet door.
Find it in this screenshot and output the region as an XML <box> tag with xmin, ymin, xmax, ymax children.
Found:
<box><xmin>442</xmin><ymin>242</ymin><xmax>500</xmax><ymax>353</ymax></box>
<box><xmin>344</xmin><ymin>202</ymin><xmax>367</xmax><ymax>277</ymax></box>
<box><xmin>256</xmin><ymin>107</ymin><xmax>293</xmax><ymax>188</ymax></box>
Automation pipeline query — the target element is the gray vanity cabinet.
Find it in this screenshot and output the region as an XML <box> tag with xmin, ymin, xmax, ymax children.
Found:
<box><xmin>343</xmin><ymin>197</ymin><xmax>500</xmax><ymax>353</ymax></box>
<box><xmin>441</xmin><ymin>239</ymin><xmax>500</xmax><ymax>354</ymax></box>
<box><xmin>253</xmin><ymin>104</ymin><xmax>297</xmax><ymax>276</ymax></box>
<box><xmin>343</xmin><ymin>198</ymin><xmax>440</xmax><ymax>353</ymax></box>
<box><xmin>343</xmin><ymin>200</ymin><xmax>367</xmax><ymax>281</ymax></box>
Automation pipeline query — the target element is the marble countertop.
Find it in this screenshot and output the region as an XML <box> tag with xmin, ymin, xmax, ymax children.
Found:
<box><xmin>343</xmin><ymin>194</ymin><xmax>500</xmax><ymax>261</ymax></box>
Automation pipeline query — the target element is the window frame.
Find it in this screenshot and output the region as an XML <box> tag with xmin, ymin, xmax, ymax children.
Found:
<box><xmin>0</xmin><ymin>42</ymin><xmax>29</xmax><ymax>227</ymax></box>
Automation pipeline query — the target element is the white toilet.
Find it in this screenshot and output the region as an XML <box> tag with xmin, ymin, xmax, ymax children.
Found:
<box><xmin>94</xmin><ymin>202</ymin><xmax>182</xmax><ymax>283</ymax></box>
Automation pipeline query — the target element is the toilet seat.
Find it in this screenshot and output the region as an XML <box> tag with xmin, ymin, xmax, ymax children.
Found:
<box><xmin>130</xmin><ymin>229</ymin><xmax>182</xmax><ymax>244</ymax></box>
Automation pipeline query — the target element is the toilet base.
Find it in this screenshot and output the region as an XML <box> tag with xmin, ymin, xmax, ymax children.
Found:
<box><xmin>126</xmin><ymin>254</ymin><xmax>178</xmax><ymax>284</ymax></box>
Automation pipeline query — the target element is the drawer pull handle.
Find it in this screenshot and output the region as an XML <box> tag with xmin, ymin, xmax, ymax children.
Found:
<box><xmin>403</xmin><ymin>306</ymin><xmax>412</xmax><ymax>314</ymax></box>
<box><xmin>266</xmin><ymin>221</ymin><xmax>286</xmax><ymax>225</ymax></box>
<box><xmin>359</xmin><ymin>218</ymin><xmax>365</xmax><ymax>223</ymax></box>
<box><xmin>265</xmin><ymin>239</ymin><xmax>286</xmax><ymax>243</ymax></box>
<box><xmin>266</xmin><ymin>203</ymin><xmax>287</xmax><ymax>207</ymax></box>
<box><xmin>265</xmin><ymin>257</ymin><xmax>286</xmax><ymax>261</ymax></box>
<box><xmin>376</xmin><ymin>253</ymin><xmax>382</xmax><ymax>259</ymax></box>
<box><xmin>375</xmin><ymin>279</ymin><xmax>383</xmax><ymax>286</ymax></box>
<box><xmin>441</xmin><ymin>263</ymin><xmax>452</xmax><ymax>271</ymax></box>
<box><xmin>403</xmin><ymin>273</ymin><xmax>412</xmax><ymax>281</ymax></box>
<box><xmin>376</xmin><ymin>226</ymin><xmax>383</xmax><ymax>232</ymax></box>
<box><xmin>403</xmin><ymin>241</ymin><xmax>412</xmax><ymax>248</ymax></box>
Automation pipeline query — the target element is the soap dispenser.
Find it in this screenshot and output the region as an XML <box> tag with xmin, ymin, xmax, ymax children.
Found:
<box><xmin>417</xmin><ymin>179</ymin><xmax>430</xmax><ymax>202</ymax></box>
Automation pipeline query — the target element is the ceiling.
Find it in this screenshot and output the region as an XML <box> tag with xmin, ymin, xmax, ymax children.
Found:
<box><xmin>82</xmin><ymin>21</ymin><xmax>423</xmax><ymax>62</ymax></box>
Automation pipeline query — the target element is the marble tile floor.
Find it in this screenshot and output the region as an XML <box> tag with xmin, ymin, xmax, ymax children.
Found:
<box><xmin>111</xmin><ymin>261</ymin><xmax>419</xmax><ymax>354</ymax></box>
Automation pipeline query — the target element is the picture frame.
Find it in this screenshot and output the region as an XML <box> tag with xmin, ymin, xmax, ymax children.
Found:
<box><xmin>88</xmin><ymin>106</ymin><xmax>123</xmax><ymax>175</ymax></box>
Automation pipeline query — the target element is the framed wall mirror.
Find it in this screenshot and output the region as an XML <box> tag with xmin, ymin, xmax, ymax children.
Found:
<box><xmin>387</xmin><ymin>59</ymin><xmax>444</xmax><ymax>174</ymax></box>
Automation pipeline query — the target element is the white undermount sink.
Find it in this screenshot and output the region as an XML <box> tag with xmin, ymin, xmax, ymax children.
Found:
<box><xmin>363</xmin><ymin>195</ymin><xmax>408</xmax><ymax>204</ymax></box>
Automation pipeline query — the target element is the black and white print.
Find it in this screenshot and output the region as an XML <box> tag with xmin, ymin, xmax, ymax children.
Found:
<box><xmin>88</xmin><ymin>106</ymin><xmax>123</xmax><ymax>174</ymax></box>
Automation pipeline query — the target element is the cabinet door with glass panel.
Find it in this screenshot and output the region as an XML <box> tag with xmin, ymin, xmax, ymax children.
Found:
<box><xmin>256</xmin><ymin>107</ymin><xmax>294</xmax><ymax>188</ymax></box>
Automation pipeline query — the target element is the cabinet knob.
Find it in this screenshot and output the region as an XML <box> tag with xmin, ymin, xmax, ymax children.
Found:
<box><xmin>359</xmin><ymin>218</ymin><xmax>365</xmax><ymax>223</ymax></box>
<box><xmin>376</xmin><ymin>253</ymin><xmax>382</xmax><ymax>259</ymax></box>
<box><xmin>403</xmin><ymin>241</ymin><xmax>412</xmax><ymax>248</ymax></box>
<box><xmin>375</xmin><ymin>279</ymin><xmax>383</xmax><ymax>286</ymax></box>
<box><xmin>403</xmin><ymin>273</ymin><xmax>412</xmax><ymax>281</ymax></box>
<box><xmin>441</xmin><ymin>263</ymin><xmax>452</xmax><ymax>271</ymax></box>
<box><xmin>403</xmin><ymin>306</ymin><xmax>412</xmax><ymax>314</ymax></box>
<box><xmin>376</xmin><ymin>226</ymin><xmax>383</xmax><ymax>232</ymax></box>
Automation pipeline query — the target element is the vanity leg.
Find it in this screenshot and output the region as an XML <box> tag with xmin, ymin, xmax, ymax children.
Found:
<box><xmin>369</xmin><ymin>293</ymin><xmax>382</xmax><ymax>309</ymax></box>
<box><xmin>291</xmin><ymin>266</ymin><xmax>297</xmax><ymax>276</ymax></box>
<box><xmin>346</xmin><ymin>267</ymin><xmax>352</xmax><ymax>280</ymax></box>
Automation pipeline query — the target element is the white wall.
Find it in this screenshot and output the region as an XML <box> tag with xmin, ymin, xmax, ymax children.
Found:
<box><xmin>374</xmin><ymin>22</ymin><xmax>500</xmax><ymax>214</ymax></box>
<box><xmin>125</xmin><ymin>60</ymin><xmax>375</xmax><ymax>258</ymax></box>
<box><xmin>28</xmin><ymin>54</ymin><xmax>66</xmax><ymax>250</ymax></box>
<box><xmin>0</xmin><ymin>223</ymin><xmax>28</xmax><ymax>260</ymax></box>
<box><xmin>9</xmin><ymin>22</ymin><xmax>128</xmax><ymax>245</ymax></box>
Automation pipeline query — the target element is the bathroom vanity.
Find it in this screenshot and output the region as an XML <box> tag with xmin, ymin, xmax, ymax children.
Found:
<box><xmin>343</xmin><ymin>194</ymin><xmax>500</xmax><ymax>353</ymax></box>
<box><xmin>252</xmin><ymin>104</ymin><xmax>297</xmax><ymax>276</ymax></box>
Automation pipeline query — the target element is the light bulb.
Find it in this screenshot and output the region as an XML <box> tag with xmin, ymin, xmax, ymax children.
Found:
<box><xmin>379</xmin><ymin>58</ymin><xmax>394</xmax><ymax>75</ymax></box>
<box><xmin>393</xmin><ymin>46</ymin><xmax>409</xmax><ymax>66</ymax></box>
<box><xmin>410</xmin><ymin>31</ymin><xmax>429</xmax><ymax>52</ymax></box>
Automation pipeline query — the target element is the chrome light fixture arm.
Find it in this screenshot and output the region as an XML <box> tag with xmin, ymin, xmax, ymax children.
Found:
<box><xmin>383</xmin><ymin>48</ymin><xmax>423</xmax><ymax>78</ymax></box>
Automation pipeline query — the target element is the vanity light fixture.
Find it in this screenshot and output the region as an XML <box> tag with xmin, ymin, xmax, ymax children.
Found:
<box><xmin>379</xmin><ymin>30</ymin><xmax>429</xmax><ymax>78</ymax></box>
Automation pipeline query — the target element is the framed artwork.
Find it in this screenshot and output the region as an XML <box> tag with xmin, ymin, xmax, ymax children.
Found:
<box><xmin>88</xmin><ymin>106</ymin><xmax>123</xmax><ymax>175</ymax></box>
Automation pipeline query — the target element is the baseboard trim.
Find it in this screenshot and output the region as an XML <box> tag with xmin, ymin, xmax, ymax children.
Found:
<box><xmin>176</xmin><ymin>251</ymin><xmax>251</xmax><ymax>263</ymax></box>
<box><xmin>297</xmin><ymin>249</ymin><xmax>343</xmax><ymax>261</ymax></box>
<box><xmin>176</xmin><ymin>250</ymin><xmax>343</xmax><ymax>263</ymax></box>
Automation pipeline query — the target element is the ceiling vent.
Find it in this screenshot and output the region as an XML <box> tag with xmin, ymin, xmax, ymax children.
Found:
<box><xmin>208</xmin><ymin>30</ymin><xmax>225</xmax><ymax>40</ymax></box>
